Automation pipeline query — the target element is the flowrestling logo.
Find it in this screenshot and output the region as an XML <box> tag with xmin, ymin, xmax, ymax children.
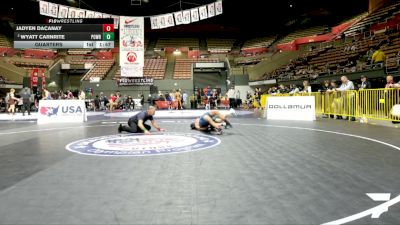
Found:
<box><xmin>65</xmin><ymin>132</ymin><xmax>220</xmax><ymax>156</ymax></box>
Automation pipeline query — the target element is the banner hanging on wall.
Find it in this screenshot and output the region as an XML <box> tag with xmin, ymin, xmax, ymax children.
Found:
<box><xmin>38</xmin><ymin>0</ymin><xmax>222</xmax><ymax>30</ymax></box>
<box><xmin>120</xmin><ymin>16</ymin><xmax>144</xmax><ymax>78</ymax></box>
<box><xmin>117</xmin><ymin>77</ymin><xmax>154</xmax><ymax>86</ymax></box>
<box><xmin>119</xmin><ymin>16</ymin><xmax>144</xmax><ymax>73</ymax></box>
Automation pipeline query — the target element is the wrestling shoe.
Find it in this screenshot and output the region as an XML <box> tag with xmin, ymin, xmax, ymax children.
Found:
<box><xmin>118</xmin><ymin>124</ymin><xmax>122</xmax><ymax>133</ymax></box>
<box><xmin>225</xmin><ymin>121</ymin><xmax>233</xmax><ymax>129</ymax></box>
<box><xmin>229</xmin><ymin>108</ymin><xmax>237</xmax><ymax>116</ymax></box>
<box><xmin>214</xmin><ymin>127</ymin><xmax>223</xmax><ymax>135</ymax></box>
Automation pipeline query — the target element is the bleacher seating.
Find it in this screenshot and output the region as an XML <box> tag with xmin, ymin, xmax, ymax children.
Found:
<box><xmin>114</xmin><ymin>58</ymin><xmax>167</xmax><ymax>80</ymax></box>
<box><xmin>241</xmin><ymin>36</ymin><xmax>276</xmax><ymax>50</ymax></box>
<box><xmin>173</xmin><ymin>58</ymin><xmax>219</xmax><ymax>79</ymax></box>
<box><xmin>0</xmin><ymin>34</ymin><xmax>11</xmax><ymax>48</ymax></box>
<box><xmin>23</xmin><ymin>49</ymin><xmax>56</xmax><ymax>59</ymax></box>
<box><xmin>68</xmin><ymin>49</ymin><xmax>93</xmax><ymax>55</ymax></box>
<box><xmin>206</xmin><ymin>38</ymin><xmax>235</xmax><ymax>53</ymax></box>
<box><xmin>0</xmin><ymin>75</ymin><xmax>17</xmax><ymax>84</ymax></box>
<box><xmin>69</xmin><ymin>59</ymin><xmax>115</xmax><ymax>81</ymax></box>
<box><xmin>8</xmin><ymin>58</ymin><xmax>53</xmax><ymax>69</ymax></box>
<box><xmin>344</xmin><ymin>2</ymin><xmax>400</xmax><ymax>36</ymax></box>
<box><xmin>277</xmin><ymin>26</ymin><xmax>326</xmax><ymax>44</ymax></box>
<box><xmin>262</xmin><ymin>30</ymin><xmax>400</xmax><ymax>81</ymax></box>
<box><xmin>155</xmin><ymin>38</ymin><xmax>199</xmax><ymax>49</ymax></box>
<box><xmin>0</xmin><ymin>48</ymin><xmax>16</xmax><ymax>57</ymax></box>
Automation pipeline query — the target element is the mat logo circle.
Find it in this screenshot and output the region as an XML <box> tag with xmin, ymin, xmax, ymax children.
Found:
<box><xmin>66</xmin><ymin>132</ymin><xmax>220</xmax><ymax>156</ymax></box>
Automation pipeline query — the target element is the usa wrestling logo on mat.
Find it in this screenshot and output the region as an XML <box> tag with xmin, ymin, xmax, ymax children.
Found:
<box><xmin>65</xmin><ymin>132</ymin><xmax>221</xmax><ymax>156</ymax></box>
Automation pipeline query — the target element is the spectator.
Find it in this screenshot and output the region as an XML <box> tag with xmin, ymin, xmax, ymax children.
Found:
<box><xmin>366</xmin><ymin>47</ymin><xmax>375</xmax><ymax>64</ymax></box>
<box><xmin>140</xmin><ymin>92</ymin><xmax>144</xmax><ymax>108</ymax></box>
<box><xmin>319</xmin><ymin>80</ymin><xmax>330</xmax><ymax>92</ymax></box>
<box><xmin>302</xmin><ymin>80</ymin><xmax>312</xmax><ymax>93</ymax></box>
<box><xmin>327</xmin><ymin>80</ymin><xmax>337</xmax><ymax>92</ymax></box>
<box><xmin>383</xmin><ymin>75</ymin><xmax>400</xmax><ymax>123</ymax></box>
<box><xmin>371</xmin><ymin>46</ymin><xmax>385</xmax><ymax>67</ymax></box>
<box><xmin>385</xmin><ymin>75</ymin><xmax>395</xmax><ymax>88</ymax></box>
<box><xmin>209</xmin><ymin>90</ymin><xmax>218</xmax><ymax>109</ymax></box>
<box><xmin>359</xmin><ymin>76</ymin><xmax>371</xmax><ymax>90</ymax></box>
<box><xmin>147</xmin><ymin>94</ymin><xmax>153</xmax><ymax>106</ymax></box>
<box><xmin>396</xmin><ymin>50</ymin><xmax>400</xmax><ymax>67</ymax></box>
<box><xmin>288</xmin><ymin>85</ymin><xmax>299</xmax><ymax>94</ymax></box>
<box><xmin>278</xmin><ymin>84</ymin><xmax>288</xmax><ymax>94</ymax></box>
<box><xmin>109</xmin><ymin>93</ymin><xmax>117</xmax><ymax>111</ymax></box>
<box><xmin>227</xmin><ymin>87</ymin><xmax>236</xmax><ymax>109</ymax></box>
<box><xmin>42</xmin><ymin>88</ymin><xmax>51</xmax><ymax>100</ymax></box>
<box><xmin>125</xmin><ymin>96</ymin><xmax>135</xmax><ymax>110</ymax></box>
<box><xmin>336</xmin><ymin>76</ymin><xmax>356</xmax><ymax>121</ymax></box>
<box><xmin>336</xmin><ymin>76</ymin><xmax>355</xmax><ymax>91</ymax></box>
<box><xmin>20</xmin><ymin>87</ymin><xmax>32</xmax><ymax>116</ymax></box>
<box><xmin>67</xmin><ymin>90</ymin><xmax>74</xmax><ymax>99</ymax></box>
<box><xmin>182</xmin><ymin>91</ymin><xmax>188</xmax><ymax>109</ymax></box>
<box><xmin>175</xmin><ymin>89</ymin><xmax>183</xmax><ymax>110</ymax></box>
<box><xmin>93</xmin><ymin>95</ymin><xmax>100</xmax><ymax>111</ymax></box>
<box><xmin>78</xmin><ymin>90</ymin><xmax>85</xmax><ymax>100</ymax></box>
<box><xmin>7</xmin><ymin>89</ymin><xmax>20</xmax><ymax>115</ymax></box>
<box><xmin>158</xmin><ymin>93</ymin><xmax>165</xmax><ymax>101</ymax></box>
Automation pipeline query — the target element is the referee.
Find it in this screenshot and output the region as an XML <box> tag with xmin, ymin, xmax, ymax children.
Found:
<box><xmin>118</xmin><ymin>106</ymin><xmax>165</xmax><ymax>134</ymax></box>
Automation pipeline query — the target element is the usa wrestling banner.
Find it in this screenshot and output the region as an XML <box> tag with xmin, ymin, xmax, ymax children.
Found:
<box><xmin>119</xmin><ymin>16</ymin><xmax>144</xmax><ymax>68</ymax></box>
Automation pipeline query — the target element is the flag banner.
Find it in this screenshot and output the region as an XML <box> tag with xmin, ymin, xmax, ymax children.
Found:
<box><xmin>58</xmin><ymin>5</ymin><xmax>69</xmax><ymax>18</ymax></box>
<box><xmin>85</xmin><ymin>10</ymin><xmax>95</xmax><ymax>18</ymax></box>
<box><xmin>39</xmin><ymin>1</ymin><xmax>49</xmax><ymax>16</ymax></box>
<box><xmin>41</xmin><ymin>68</ymin><xmax>46</xmax><ymax>89</ymax></box>
<box><xmin>76</xmin><ymin>9</ymin><xmax>86</xmax><ymax>18</ymax></box>
<box><xmin>94</xmin><ymin>12</ymin><xmax>103</xmax><ymax>18</ymax></box>
<box><xmin>166</xmin><ymin>14</ymin><xmax>175</xmax><ymax>27</ymax></box>
<box><xmin>121</xmin><ymin>66</ymin><xmax>144</xmax><ymax>77</ymax></box>
<box><xmin>150</xmin><ymin>17</ymin><xmax>159</xmax><ymax>29</ymax></box>
<box><xmin>40</xmin><ymin>2</ymin><xmax>222</xmax><ymax>29</ymax></box>
<box><xmin>48</xmin><ymin>2</ymin><xmax>59</xmax><ymax>18</ymax></box>
<box><xmin>207</xmin><ymin>3</ymin><xmax>215</xmax><ymax>18</ymax></box>
<box><xmin>31</xmin><ymin>68</ymin><xmax>39</xmax><ymax>88</ymax></box>
<box><xmin>120</xmin><ymin>16</ymin><xmax>144</xmax><ymax>70</ymax></box>
<box><xmin>215</xmin><ymin>0</ymin><xmax>223</xmax><ymax>15</ymax></box>
<box><xmin>158</xmin><ymin>15</ymin><xmax>167</xmax><ymax>29</ymax></box>
<box><xmin>102</xmin><ymin>13</ymin><xmax>111</xmax><ymax>18</ymax></box>
<box><xmin>174</xmin><ymin>11</ymin><xmax>183</xmax><ymax>25</ymax></box>
<box><xmin>68</xmin><ymin>7</ymin><xmax>79</xmax><ymax>18</ymax></box>
<box><xmin>112</xmin><ymin>15</ymin><xmax>120</xmax><ymax>29</ymax></box>
<box><xmin>191</xmin><ymin>8</ymin><xmax>199</xmax><ymax>22</ymax></box>
<box><xmin>199</xmin><ymin>6</ymin><xmax>208</xmax><ymax>20</ymax></box>
<box><xmin>118</xmin><ymin>77</ymin><xmax>154</xmax><ymax>86</ymax></box>
<box><xmin>182</xmin><ymin>10</ymin><xmax>191</xmax><ymax>24</ymax></box>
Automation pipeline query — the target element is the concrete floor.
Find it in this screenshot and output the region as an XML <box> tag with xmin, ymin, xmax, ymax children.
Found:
<box><xmin>0</xmin><ymin>113</ymin><xmax>399</xmax><ymax>225</ymax></box>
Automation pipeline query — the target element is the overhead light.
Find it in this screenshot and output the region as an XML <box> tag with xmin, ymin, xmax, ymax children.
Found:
<box><xmin>173</xmin><ymin>49</ymin><xmax>181</xmax><ymax>55</ymax></box>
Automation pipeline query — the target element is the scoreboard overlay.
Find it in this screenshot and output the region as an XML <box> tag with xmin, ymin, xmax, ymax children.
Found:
<box><xmin>14</xmin><ymin>19</ymin><xmax>114</xmax><ymax>49</ymax></box>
